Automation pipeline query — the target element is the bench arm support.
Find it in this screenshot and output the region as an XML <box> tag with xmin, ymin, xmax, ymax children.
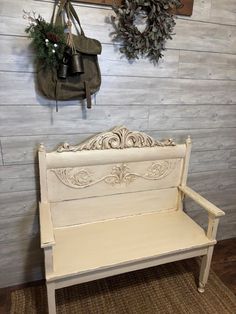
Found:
<box><xmin>39</xmin><ymin>202</ymin><xmax>55</xmax><ymax>248</ymax></box>
<box><xmin>179</xmin><ymin>186</ymin><xmax>225</xmax><ymax>218</ymax></box>
<box><xmin>179</xmin><ymin>186</ymin><xmax>225</xmax><ymax>240</ymax></box>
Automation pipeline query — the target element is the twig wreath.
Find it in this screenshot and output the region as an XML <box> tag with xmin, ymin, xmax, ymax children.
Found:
<box><xmin>112</xmin><ymin>0</ymin><xmax>181</xmax><ymax>62</ymax></box>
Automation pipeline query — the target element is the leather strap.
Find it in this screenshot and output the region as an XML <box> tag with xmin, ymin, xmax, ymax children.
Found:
<box><xmin>50</xmin><ymin>1</ymin><xmax>57</xmax><ymax>24</ymax></box>
<box><xmin>85</xmin><ymin>81</ymin><xmax>92</xmax><ymax>109</ymax></box>
<box><xmin>67</xmin><ymin>1</ymin><xmax>85</xmax><ymax>36</ymax></box>
<box><xmin>55</xmin><ymin>78</ymin><xmax>59</xmax><ymax>112</ymax></box>
<box><xmin>53</xmin><ymin>0</ymin><xmax>85</xmax><ymax>36</ymax></box>
<box><xmin>52</xmin><ymin>0</ymin><xmax>66</xmax><ymax>26</ymax></box>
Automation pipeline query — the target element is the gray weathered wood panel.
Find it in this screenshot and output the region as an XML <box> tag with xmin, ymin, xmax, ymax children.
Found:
<box><xmin>0</xmin><ymin>105</ymin><xmax>148</xmax><ymax>136</ymax></box>
<box><xmin>0</xmin><ymin>265</ymin><xmax>43</xmax><ymax>288</ymax></box>
<box><xmin>0</xmin><ymin>36</ymin><xmax>34</xmax><ymax>73</ymax></box>
<box><xmin>1</xmin><ymin>104</ymin><xmax>236</xmax><ymax>137</ymax></box>
<box><xmin>149</xmin><ymin>128</ymin><xmax>236</xmax><ymax>152</ymax></box>
<box><xmin>229</xmin><ymin>149</ymin><xmax>236</xmax><ymax>168</ymax></box>
<box><xmin>187</xmin><ymin>206</ymin><xmax>236</xmax><ymax>240</ymax></box>
<box><xmin>216</xmin><ymin>207</ymin><xmax>236</xmax><ymax>240</ymax></box>
<box><xmin>0</xmin><ymin>36</ymin><xmax>180</xmax><ymax>78</ymax></box>
<box><xmin>210</xmin><ymin>0</ymin><xmax>236</xmax><ymax>26</ymax></box>
<box><xmin>1</xmin><ymin>134</ymin><xmax>91</xmax><ymax>165</ymax></box>
<box><xmin>149</xmin><ymin>105</ymin><xmax>236</xmax><ymax>130</ymax></box>
<box><xmin>3</xmin><ymin>35</ymin><xmax>236</xmax><ymax>81</ymax></box>
<box><xmin>0</xmin><ymin>190</ymin><xmax>38</xmax><ymax>218</ymax></box>
<box><xmin>1</xmin><ymin>0</ymin><xmax>236</xmax><ymax>53</ymax></box>
<box><xmin>0</xmin><ymin>238</ymin><xmax>43</xmax><ymax>287</ymax></box>
<box><xmin>41</xmin><ymin>77</ymin><xmax>236</xmax><ymax>105</ymax></box>
<box><xmin>188</xmin><ymin>169</ymin><xmax>236</xmax><ymax>193</ymax></box>
<box><xmin>14</xmin><ymin>0</ymin><xmax>236</xmax><ymax>27</ymax></box>
<box><xmin>0</xmin><ymin>164</ymin><xmax>38</xmax><ymax>193</ymax></box>
<box><xmin>186</xmin><ymin>186</ymin><xmax>236</xmax><ymax>241</ymax></box>
<box><xmin>189</xmin><ymin>150</ymin><xmax>232</xmax><ymax>173</ymax></box>
<box><xmin>0</xmin><ymin>237</ymin><xmax>42</xmax><ymax>268</ymax></box>
<box><xmin>0</xmin><ymin>214</ymin><xmax>39</xmax><ymax>243</ymax></box>
<box><xmin>167</xmin><ymin>19</ymin><xmax>236</xmax><ymax>54</ymax></box>
<box><xmin>179</xmin><ymin>50</ymin><xmax>236</xmax><ymax>80</ymax></box>
<box><xmin>0</xmin><ymin>0</ymin><xmax>114</xmax><ymax>41</ymax></box>
<box><xmin>0</xmin><ymin>164</ymin><xmax>36</xmax><ymax>179</ymax></box>
<box><xmin>1</xmin><ymin>72</ymin><xmax>236</xmax><ymax>106</ymax></box>
<box><xmin>0</xmin><ymin>176</ymin><xmax>37</xmax><ymax>194</ymax></box>
<box><xmin>0</xmin><ymin>141</ymin><xmax>3</xmax><ymax>165</ymax></box>
<box><xmin>188</xmin><ymin>0</ymin><xmax>211</xmax><ymax>22</ymax></box>
<box><xmin>0</xmin><ymin>164</ymin><xmax>37</xmax><ymax>194</ymax></box>
<box><xmin>183</xmin><ymin>0</ymin><xmax>236</xmax><ymax>26</ymax></box>
<box><xmin>186</xmin><ymin>188</ymin><xmax>236</xmax><ymax>212</ymax></box>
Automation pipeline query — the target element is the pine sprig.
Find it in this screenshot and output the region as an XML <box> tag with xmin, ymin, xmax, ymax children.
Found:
<box><xmin>24</xmin><ymin>11</ymin><xmax>66</xmax><ymax>67</ymax></box>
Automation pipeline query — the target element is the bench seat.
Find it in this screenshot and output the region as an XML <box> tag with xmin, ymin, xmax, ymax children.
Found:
<box><xmin>48</xmin><ymin>210</ymin><xmax>215</xmax><ymax>281</ymax></box>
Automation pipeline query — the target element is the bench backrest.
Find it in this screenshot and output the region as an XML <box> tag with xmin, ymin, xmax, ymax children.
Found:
<box><xmin>39</xmin><ymin>126</ymin><xmax>191</xmax><ymax>228</ymax></box>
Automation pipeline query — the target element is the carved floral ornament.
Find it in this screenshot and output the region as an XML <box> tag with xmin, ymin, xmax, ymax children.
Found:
<box><xmin>51</xmin><ymin>160</ymin><xmax>177</xmax><ymax>189</ymax></box>
<box><xmin>56</xmin><ymin>126</ymin><xmax>175</xmax><ymax>152</ymax></box>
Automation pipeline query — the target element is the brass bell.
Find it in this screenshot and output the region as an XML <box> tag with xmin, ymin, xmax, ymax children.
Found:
<box><xmin>64</xmin><ymin>46</ymin><xmax>72</xmax><ymax>57</ymax></box>
<box><xmin>58</xmin><ymin>63</ymin><xmax>69</xmax><ymax>79</ymax></box>
<box><xmin>71</xmin><ymin>52</ymin><xmax>84</xmax><ymax>74</ymax></box>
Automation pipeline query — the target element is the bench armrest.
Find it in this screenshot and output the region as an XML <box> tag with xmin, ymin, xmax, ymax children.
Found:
<box><xmin>179</xmin><ymin>186</ymin><xmax>225</xmax><ymax>218</ymax></box>
<box><xmin>39</xmin><ymin>202</ymin><xmax>55</xmax><ymax>248</ymax></box>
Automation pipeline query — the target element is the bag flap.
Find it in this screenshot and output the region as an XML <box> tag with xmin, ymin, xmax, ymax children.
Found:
<box><xmin>73</xmin><ymin>34</ymin><xmax>102</xmax><ymax>55</ymax></box>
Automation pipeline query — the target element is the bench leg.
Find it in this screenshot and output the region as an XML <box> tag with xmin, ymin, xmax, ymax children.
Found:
<box><xmin>198</xmin><ymin>246</ymin><xmax>214</xmax><ymax>293</ymax></box>
<box><xmin>47</xmin><ymin>282</ymin><xmax>56</xmax><ymax>314</ymax></box>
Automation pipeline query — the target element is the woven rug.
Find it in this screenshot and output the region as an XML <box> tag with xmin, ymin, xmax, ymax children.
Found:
<box><xmin>10</xmin><ymin>259</ymin><xmax>236</xmax><ymax>314</ymax></box>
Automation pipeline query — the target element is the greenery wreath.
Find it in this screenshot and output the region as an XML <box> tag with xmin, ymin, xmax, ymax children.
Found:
<box><xmin>112</xmin><ymin>0</ymin><xmax>181</xmax><ymax>62</ymax></box>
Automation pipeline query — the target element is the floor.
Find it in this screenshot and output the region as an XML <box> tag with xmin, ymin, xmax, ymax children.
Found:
<box><xmin>0</xmin><ymin>238</ymin><xmax>235</xmax><ymax>314</ymax></box>
<box><xmin>211</xmin><ymin>238</ymin><xmax>236</xmax><ymax>295</ymax></box>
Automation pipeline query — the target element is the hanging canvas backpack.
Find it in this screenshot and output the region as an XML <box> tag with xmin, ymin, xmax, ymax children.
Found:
<box><xmin>37</xmin><ymin>0</ymin><xmax>102</xmax><ymax>109</ymax></box>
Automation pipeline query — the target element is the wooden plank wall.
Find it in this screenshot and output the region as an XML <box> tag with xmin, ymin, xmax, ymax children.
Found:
<box><xmin>0</xmin><ymin>0</ymin><xmax>236</xmax><ymax>287</ymax></box>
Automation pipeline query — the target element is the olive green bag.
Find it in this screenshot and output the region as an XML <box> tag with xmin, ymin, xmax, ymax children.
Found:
<box><xmin>37</xmin><ymin>0</ymin><xmax>102</xmax><ymax>109</ymax></box>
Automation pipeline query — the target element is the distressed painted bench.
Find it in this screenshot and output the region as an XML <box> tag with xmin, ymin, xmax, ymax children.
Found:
<box><xmin>38</xmin><ymin>126</ymin><xmax>225</xmax><ymax>314</ymax></box>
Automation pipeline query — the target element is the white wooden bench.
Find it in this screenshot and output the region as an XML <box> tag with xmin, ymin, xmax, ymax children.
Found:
<box><xmin>38</xmin><ymin>126</ymin><xmax>225</xmax><ymax>314</ymax></box>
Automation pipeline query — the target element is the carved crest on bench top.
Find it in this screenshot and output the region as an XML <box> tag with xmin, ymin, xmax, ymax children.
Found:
<box><xmin>51</xmin><ymin>160</ymin><xmax>177</xmax><ymax>189</ymax></box>
<box><xmin>56</xmin><ymin>126</ymin><xmax>175</xmax><ymax>152</ymax></box>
